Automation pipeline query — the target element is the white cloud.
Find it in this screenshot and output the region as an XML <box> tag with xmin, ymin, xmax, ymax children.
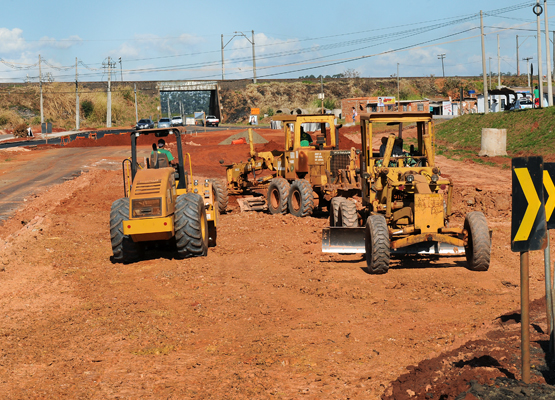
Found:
<box><xmin>0</xmin><ymin>28</ymin><xmax>27</xmax><ymax>53</ymax></box>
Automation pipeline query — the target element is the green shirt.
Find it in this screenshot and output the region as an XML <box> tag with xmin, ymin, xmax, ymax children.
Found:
<box><xmin>151</xmin><ymin>148</ymin><xmax>174</xmax><ymax>162</ymax></box>
<box><xmin>534</xmin><ymin>89</ymin><xmax>540</xmax><ymax>99</ymax></box>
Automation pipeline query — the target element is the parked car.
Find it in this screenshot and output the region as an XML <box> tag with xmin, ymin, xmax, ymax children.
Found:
<box><xmin>158</xmin><ymin>118</ymin><xmax>171</xmax><ymax>128</ymax></box>
<box><xmin>509</xmin><ymin>97</ymin><xmax>533</xmax><ymax>110</ymax></box>
<box><xmin>206</xmin><ymin>115</ymin><xmax>219</xmax><ymax>127</ymax></box>
<box><xmin>171</xmin><ymin>116</ymin><xmax>183</xmax><ymax>126</ymax></box>
<box><xmin>136</xmin><ymin>118</ymin><xmax>154</xmax><ymax>130</ymax></box>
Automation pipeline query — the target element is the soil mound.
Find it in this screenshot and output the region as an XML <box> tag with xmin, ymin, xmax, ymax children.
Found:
<box><xmin>219</xmin><ymin>130</ymin><xmax>268</xmax><ymax>145</ymax></box>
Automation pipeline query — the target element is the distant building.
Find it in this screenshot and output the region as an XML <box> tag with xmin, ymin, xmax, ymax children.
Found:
<box><xmin>341</xmin><ymin>97</ymin><xmax>430</xmax><ymax>123</ymax></box>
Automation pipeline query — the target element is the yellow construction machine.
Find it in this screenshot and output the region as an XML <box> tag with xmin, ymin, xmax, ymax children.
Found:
<box><xmin>322</xmin><ymin>112</ymin><xmax>491</xmax><ymax>274</ymax></box>
<box><xmin>110</xmin><ymin>126</ymin><xmax>221</xmax><ymax>263</ymax></box>
<box><xmin>224</xmin><ymin>114</ymin><xmax>360</xmax><ymax>216</ymax></box>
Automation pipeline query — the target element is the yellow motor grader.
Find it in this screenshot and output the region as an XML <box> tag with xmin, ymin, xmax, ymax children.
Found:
<box><xmin>223</xmin><ymin>114</ymin><xmax>360</xmax><ymax>217</ymax></box>
<box><xmin>110</xmin><ymin>127</ymin><xmax>221</xmax><ymax>263</ymax></box>
<box><xmin>322</xmin><ymin>112</ymin><xmax>491</xmax><ymax>274</ymax></box>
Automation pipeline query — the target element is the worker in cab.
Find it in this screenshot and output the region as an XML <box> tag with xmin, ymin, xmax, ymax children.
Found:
<box><xmin>151</xmin><ymin>139</ymin><xmax>176</xmax><ymax>165</ymax></box>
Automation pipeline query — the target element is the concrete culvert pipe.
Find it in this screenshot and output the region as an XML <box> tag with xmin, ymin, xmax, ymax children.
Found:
<box><xmin>293</xmin><ymin>108</ymin><xmax>308</xmax><ymax>115</ymax></box>
<box><xmin>276</xmin><ymin>108</ymin><xmax>290</xmax><ymax>115</ymax></box>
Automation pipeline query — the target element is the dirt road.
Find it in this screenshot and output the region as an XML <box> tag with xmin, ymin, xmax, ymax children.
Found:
<box><xmin>0</xmin><ymin>128</ymin><xmax>550</xmax><ymax>399</ymax></box>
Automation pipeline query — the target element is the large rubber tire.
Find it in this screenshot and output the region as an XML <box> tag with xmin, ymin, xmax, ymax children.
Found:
<box><xmin>267</xmin><ymin>177</ymin><xmax>290</xmax><ymax>215</ymax></box>
<box><xmin>365</xmin><ymin>214</ymin><xmax>390</xmax><ymax>274</ymax></box>
<box><xmin>329</xmin><ymin>197</ymin><xmax>346</xmax><ymax>226</ymax></box>
<box><xmin>338</xmin><ymin>199</ymin><xmax>358</xmax><ymax>227</ymax></box>
<box><xmin>210</xmin><ymin>178</ymin><xmax>229</xmax><ymax>214</ymax></box>
<box><xmin>175</xmin><ymin>193</ymin><xmax>208</xmax><ymax>258</ymax></box>
<box><xmin>464</xmin><ymin>211</ymin><xmax>491</xmax><ymax>271</ymax></box>
<box><xmin>288</xmin><ymin>179</ymin><xmax>314</xmax><ymax>217</ymax></box>
<box><xmin>110</xmin><ymin>198</ymin><xmax>141</xmax><ymax>263</ymax></box>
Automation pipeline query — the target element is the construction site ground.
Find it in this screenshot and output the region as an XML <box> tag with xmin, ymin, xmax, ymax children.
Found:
<box><xmin>0</xmin><ymin>126</ymin><xmax>553</xmax><ymax>399</ymax></box>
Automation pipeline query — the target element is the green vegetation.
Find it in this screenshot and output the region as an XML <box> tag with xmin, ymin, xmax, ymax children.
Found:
<box><xmin>435</xmin><ymin>108</ymin><xmax>555</xmax><ymax>165</ymax></box>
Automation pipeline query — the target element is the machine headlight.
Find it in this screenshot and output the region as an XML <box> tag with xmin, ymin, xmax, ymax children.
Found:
<box><xmin>406</xmin><ymin>174</ymin><xmax>414</xmax><ymax>183</ymax></box>
<box><xmin>132</xmin><ymin>198</ymin><xmax>162</xmax><ymax>217</ymax></box>
<box><xmin>431</xmin><ymin>174</ymin><xmax>439</xmax><ymax>183</ymax></box>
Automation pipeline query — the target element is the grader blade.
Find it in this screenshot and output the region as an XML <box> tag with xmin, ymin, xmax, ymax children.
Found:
<box><xmin>322</xmin><ymin>227</ymin><xmax>366</xmax><ymax>253</ymax></box>
<box><xmin>237</xmin><ymin>196</ymin><xmax>267</xmax><ymax>212</ymax></box>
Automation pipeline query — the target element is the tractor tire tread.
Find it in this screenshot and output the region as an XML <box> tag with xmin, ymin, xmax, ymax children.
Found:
<box><xmin>329</xmin><ymin>197</ymin><xmax>347</xmax><ymax>227</ymax></box>
<box><xmin>464</xmin><ymin>211</ymin><xmax>491</xmax><ymax>271</ymax></box>
<box><xmin>365</xmin><ymin>214</ymin><xmax>390</xmax><ymax>274</ymax></box>
<box><xmin>175</xmin><ymin>193</ymin><xmax>208</xmax><ymax>258</ymax></box>
<box><xmin>110</xmin><ymin>198</ymin><xmax>140</xmax><ymax>263</ymax></box>
<box><xmin>267</xmin><ymin>177</ymin><xmax>290</xmax><ymax>214</ymax></box>
<box><xmin>338</xmin><ymin>199</ymin><xmax>358</xmax><ymax>227</ymax></box>
<box><xmin>210</xmin><ymin>178</ymin><xmax>229</xmax><ymax>214</ymax></box>
<box><xmin>288</xmin><ymin>179</ymin><xmax>314</xmax><ymax>217</ymax></box>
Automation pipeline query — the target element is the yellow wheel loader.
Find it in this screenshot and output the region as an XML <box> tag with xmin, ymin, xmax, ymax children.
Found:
<box><xmin>110</xmin><ymin>127</ymin><xmax>219</xmax><ymax>263</ymax></box>
<box><xmin>223</xmin><ymin>115</ymin><xmax>360</xmax><ymax>216</ymax></box>
<box><xmin>322</xmin><ymin>112</ymin><xmax>491</xmax><ymax>274</ymax></box>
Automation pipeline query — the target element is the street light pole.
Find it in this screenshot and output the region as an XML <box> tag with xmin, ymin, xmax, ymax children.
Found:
<box><xmin>397</xmin><ymin>63</ymin><xmax>400</xmax><ymax>111</ymax></box>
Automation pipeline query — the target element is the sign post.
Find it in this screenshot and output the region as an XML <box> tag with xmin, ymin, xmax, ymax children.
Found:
<box><xmin>543</xmin><ymin>163</ymin><xmax>555</xmax><ymax>355</ymax></box>
<box><xmin>511</xmin><ymin>156</ymin><xmax>547</xmax><ymax>383</ymax></box>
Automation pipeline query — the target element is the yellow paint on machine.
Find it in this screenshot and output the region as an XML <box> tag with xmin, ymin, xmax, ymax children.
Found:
<box><xmin>514</xmin><ymin>168</ymin><xmax>542</xmax><ymax>242</ymax></box>
<box><xmin>544</xmin><ymin>170</ymin><xmax>555</xmax><ymax>222</ymax></box>
<box><xmin>124</xmin><ymin>216</ymin><xmax>174</xmax><ymax>236</ymax></box>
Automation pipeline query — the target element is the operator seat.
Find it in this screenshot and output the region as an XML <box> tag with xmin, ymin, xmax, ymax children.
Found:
<box><xmin>149</xmin><ymin>151</ymin><xmax>170</xmax><ymax>169</ymax></box>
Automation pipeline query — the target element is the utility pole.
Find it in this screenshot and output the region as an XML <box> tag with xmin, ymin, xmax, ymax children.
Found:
<box><xmin>134</xmin><ymin>83</ymin><xmax>138</xmax><ymax>124</ymax></box>
<box><xmin>517</xmin><ymin>35</ymin><xmax>520</xmax><ymax>76</ymax></box>
<box><xmin>481</xmin><ymin>11</ymin><xmax>489</xmax><ymax>114</ymax></box>
<box><xmin>536</xmin><ymin>0</ymin><xmax>544</xmax><ymax>108</ymax></box>
<box><xmin>39</xmin><ymin>54</ymin><xmax>44</xmax><ymax>124</ymax></box>
<box><xmin>498</xmin><ymin>35</ymin><xmax>501</xmax><ymax>88</ymax></box>
<box><xmin>75</xmin><ymin>57</ymin><xmax>79</xmax><ymax>130</ymax></box>
<box><xmin>524</xmin><ymin>57</ymin><xmax>533</xmax><ymax>87</ymax></box>
<box><xmin>397</xmin><ymin>63</ymin><xmax>400</xmax><ymax>111</ymax></box>
<box><xmin>320</xmin><ymin>76</ymin><xmax>324</xmax><ymax>114</ymax></box>
<box><xmin>221</xmin><ymin>34</ymin><xmax>225</xmax><ymax>80</ymax></box>
<box><xmin>489</xmin><ymin>57</ymin><xmax>492</xmax><ymax>90</ymax></box>
<box><xmin>106</xmin><ymin>56</ymin><xmax>112</xmax><ymax>128</ymax></box>
<box><xmin>544</xmin><ymin>0</ymin><xmax>553</xmax><ymax>106</ymax></box>
<box><xmin>119</xmin><ymin>57</ymin><xmax>123</xmax><ymax>82</ymax></box>
<box><xmin>251</xmin><ymin>30</ymin><xmax>257</xmax><ymax>83</ymax></box>
<box><xmin>167</xmin><ymin>95</ymin><xmax>171</xmax><ymax>118</ymax></box>
<box><xmin>437</xmin><ymin>53</ymin><xmax>446</xmax><ymax>78</ymax></box>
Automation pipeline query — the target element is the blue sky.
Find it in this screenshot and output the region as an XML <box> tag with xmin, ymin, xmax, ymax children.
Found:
<box><xmin>1</xmin><ymin>0</ymin><xmax>554</xmax><ymax>83</ymax></box>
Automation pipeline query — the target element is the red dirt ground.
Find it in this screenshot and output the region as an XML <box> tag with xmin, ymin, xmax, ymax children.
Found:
<box><xmin>0</xmin><ymin>126</ymin><xmax>553</xmax><ymax>399</ymax></box>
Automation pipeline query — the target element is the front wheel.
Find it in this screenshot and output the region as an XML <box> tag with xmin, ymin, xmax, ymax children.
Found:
<box><xmin>288</xmin><ymin>179</ymin><xmax>314</xmax><ymax>217</ymax></box>
<box><xmin>110</xmin><ymin>198</ymin><xmax>141</xmax><ymax>263</ymax></box>
<box><xmin>365</xmin><ymin>214</ymin><xmax>390</xmax><ymax>274</ymax></box>
<box><xmin>329</xmin><ymin>197</ymin><xmax>346</xmax><ymax>226</ymax></box>
<box><xmin>210</xmin><ymin>178</ymin><xmax>229</xmax><ymax>214</ymax></box>
<box><xmin>267</xmin><ymin>177</ymin><xmax>290</xmax><ymax>215</ymax></box>
<box><xmin>175</xmin><ymin>193</ymin><xmax>208</xmax><ymax>258</ymax></box>
<box><xmin>464</xmin><ymin>211</ymin><xmax>490</xmax><ymax>271</ymax></box>
<box><xmin>338</xmin><ymin>199</ymin><xmax>358</xmax><ymax>227</ymax></box>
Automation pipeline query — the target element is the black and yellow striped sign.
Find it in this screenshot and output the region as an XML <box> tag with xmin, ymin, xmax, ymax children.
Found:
<box><xmin>511</xmin><ymin>157</ymin><xmax>547</xmax><ymax>252</ymax></box>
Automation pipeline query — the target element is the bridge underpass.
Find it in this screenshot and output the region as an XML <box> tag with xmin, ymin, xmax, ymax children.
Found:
<box><xmin>158</xmin><ymin>81</ymin><xmax>222</xmax><ymax>121</ymax></box>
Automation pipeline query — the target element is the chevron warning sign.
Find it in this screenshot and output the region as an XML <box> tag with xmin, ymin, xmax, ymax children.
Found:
<box><xmin>543</xmin><ymin>163</ymin><xmax>555</xmax><ymax>230</ymax></box>
<box><xmin>511</xmin><ymin>157</ymin><xmax>547</xmax><ymax>252</ymax></box>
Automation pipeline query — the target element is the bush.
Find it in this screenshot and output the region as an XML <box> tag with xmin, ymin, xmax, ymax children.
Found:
<box><xmin>81</xmin><ymin>100</ymin><xmax>94</xmax><ymax>118</ymax></box>
<box><xmin>267</xmin><ymin>108</ymin><xmax>274</xmax><ymax>117</ymax></box>
<box><xmin>14</xmin><ymin>123</ymin><xmax>28</xmax><ymax>138</ymax></box>
<box><xmin>0</xmin><ymin>115</ymin><xmax>8</xmax><ymax>126</ymax></box>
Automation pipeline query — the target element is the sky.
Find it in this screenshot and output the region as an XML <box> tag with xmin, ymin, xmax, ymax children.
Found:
<box><xmin>1</xmin><ymin>0</ymin><xmax>555</xmax><ymax>83</ymax></box>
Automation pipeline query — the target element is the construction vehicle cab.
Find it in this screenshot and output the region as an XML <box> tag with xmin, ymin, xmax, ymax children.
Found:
<box><xmin>110</xmin><ymin>127</ymin><xmax>219</xmax><ymax>263</ymax></box>
<box><xmin>224</xmin><ymin>115</ymin><xmax>360</xmax><ymax>217</ymax></box>
<box><xmin>322</xmin><ymin>112</ymin><xmax>491</xmax><ymax>274</ymax></box>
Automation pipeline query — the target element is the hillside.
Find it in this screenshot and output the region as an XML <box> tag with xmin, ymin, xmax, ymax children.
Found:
<box><xmin>0</xmin><ymin>75</ymin><xmax>531</xmax><ymax>130</ymax></box>
<box><xmin>435</xmin><ymin>107</ymin><xmax>555</xmax><ymax>167</ymax></box>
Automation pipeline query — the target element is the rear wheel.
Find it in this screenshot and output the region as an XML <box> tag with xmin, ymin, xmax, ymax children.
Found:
<box><xmin>110</xmin><ymin>198</ymin><xmax>141</xmax><ymax>263</ymax></box>
<box><xmin>267</xmin><ymin>177</ymin><xmax>290</xmax><ymax>215</ymax></box>
<box><xmin>329</xmin><ymin>197</ymin><xmax>346</xmax><ymax>226</ymax></box>
<box><xmin>175</xmin><ymin>193</ymin><xmax>208</xmax><ymax>258</ymax></box>
<box><xmin>338</xmin><ymin>199</ymin><xmax>358</xmax><ymax>227</ymax></box>
<box><xmin>210</xmin><ymin>178</ymin><xmax>229</xmax><ymax>214</ymax></box>
<box><xmin>288</xmin><ymin>179</ymin><xmax>314</xmax><ymax>217</ymax></box>
<box><xmin>464</xmin><ymin>211</ymin><xmax>490</xmax><ymax>271</ymax></box>
<box><xmin>365</xmin><ymin>214</ymin><xmax>390</xmax><ymax>274</ymax></box>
